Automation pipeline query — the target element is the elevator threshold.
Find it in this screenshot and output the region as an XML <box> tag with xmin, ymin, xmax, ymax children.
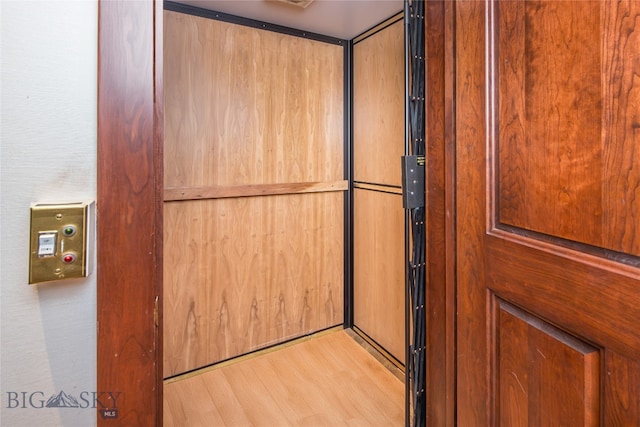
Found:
<box><xmin>163</xmin><ymin>328</ymin><xmax>404</xmax><ymax>426</ymax></box>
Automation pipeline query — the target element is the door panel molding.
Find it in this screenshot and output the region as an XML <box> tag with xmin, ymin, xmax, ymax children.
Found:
<box><xmin>488</xmin><ymin>227</ymin><xmax>640</xmax><ymax>280</ymax></box>
<box><xmin>456</xmin><ymin>0</ymin><xmax>640</xmax><ymax>425</ymax></box>
<box><xmin>494</xmin><ymin>299</ymin><xmax>600</xmax><ymax>426</ymax></box>
<box><xmin>487</xmin><ymin>234</ymin><xmax>640</xmax><ymax>360</ymax></box>
<box><xmin>489</xmin><ymin>0</ymin><xmax>640</xmax><ymax>257</ymax></box>
<box><xmin>493</xmin><ymin>0</ymin><xmax>603</xmax><ymax>247</ymax></box>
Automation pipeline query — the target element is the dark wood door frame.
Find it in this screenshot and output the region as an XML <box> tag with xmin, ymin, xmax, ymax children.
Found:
<box><xmin>97</xmin><ymin>0</ymin><xmax>163</xmax><ymax>425</ymax></box>
<box><xmin>424</xmin><ymin>2</ymin><xmax>456</xmax><ymax>426</ymax></box>
<box><xmin>96</xmin><ymin>1</ymin><xmax>452</xmax><ymax>426</ymax></box>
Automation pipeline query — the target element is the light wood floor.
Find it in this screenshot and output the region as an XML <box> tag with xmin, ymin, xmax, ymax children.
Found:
<box><xmin>163</xmin><ymin>329</ymin><xmax>405</xmax><ymax>426</ymax></box>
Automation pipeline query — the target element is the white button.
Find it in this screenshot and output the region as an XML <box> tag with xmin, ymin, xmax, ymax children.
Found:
<box><xmin>38</xmin><ymin>232</ymin><xmax>57</xmax><ymax>257</ymax></box>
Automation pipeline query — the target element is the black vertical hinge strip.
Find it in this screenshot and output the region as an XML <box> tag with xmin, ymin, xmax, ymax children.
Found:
<box><xmin>344</xmin><ymin>39</ymin><xmax>355</xmax><ymax>329</ymax></box>
<box><xmin>404</xmin><ymin>1</ymin><xmax>426</xmax><ymax>426</ymax></box>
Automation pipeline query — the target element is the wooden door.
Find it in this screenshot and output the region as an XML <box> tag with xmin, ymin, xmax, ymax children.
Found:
<box><xmin>455</xmin><ymin>1</ymin><xmax>640</xmax><ymax>425</ymax></box>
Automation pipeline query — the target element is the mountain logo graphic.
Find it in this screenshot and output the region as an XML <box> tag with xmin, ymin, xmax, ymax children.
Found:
<box><xmin>45</xmin><ymin>391</ymin><xmax>80</xmax><ymax>408</ymax></box>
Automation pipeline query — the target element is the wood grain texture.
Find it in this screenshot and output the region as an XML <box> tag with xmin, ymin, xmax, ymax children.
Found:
<box><xmin>487</xmin><ymin>233</ymin><xmax>640</xmax><ymax>361</ymax></box>
<box><xmin>163</xmin><ymin>193</ymin><xmax>344</xmax><ymax>377</ymax></box>
<box><xmin>455</xmin><ymin>1</ymin><xmax>489</xmax><ymax>425</ymax></box>
<box><xmin>498</xmin><ymin>1</ymin><xmax>603</xmax><ymax>246</ymax></box>
<box><xmin>424</xmin><ymin>2</ymin><xmax>450</xmax><ymax>425</ymax></box>
<box><xmin>353</xmin><ymin>189</ymin><xmax>404</xmax><ymax>362</ymax></box>
<box><xmin>164</xmin><ymin>10</ymin><xmax>344</xmax><ymax>188</ymax></box>
<box><xmin>163</xmin><ymin>9</ymin><xmax>346</xmax><ymax>378</ymax></box>
<box><xmin>353</xmin><ymin>19</ymin><xmax>404</xmax><ymax>187</ymax></box>
<box><xmin>497</xmin><ymin>301</ymin><xmax>600</xmax><ymax>427</ymax></box>
<box><xmin>97</xmin><ymin>0</ymin><xmax>162</xmax><ymax>425</ymax></box>
<box><xmin>164</xmin><ymin>180</ymin><xmax>348</xmax><ymax>201</ymax></box>
<box><xmin>457</xmin><ymin>1</ymin><xmax>640</xmax><ymax>425</ymax></box>
<box><xmin>605</xmin><ymin>350</ymin><xmax>640</xmax><ymax>425</ymax></box>
<box><xmin>155</xmin><ymin>1</ymin><xmax>165</xmax><ymax>421</ymax></box>
<box><xmin>602</xmin><ymin>2</ymin><xmax>640</xmax><ymax>254</ymax></box>
<box><xmin>163</xmin><ymin>330</ymin><xmax>404</xmax><ymax>426</ymax></box>
<box><xmin>442</xmin><ymin>2</ymin><xmax>457</xmax><ymax>426</ymax></box>
<box><xmin>497</xmin><ymin>1</ymin><xmax>640</xmax><ymax>256</ymax></box>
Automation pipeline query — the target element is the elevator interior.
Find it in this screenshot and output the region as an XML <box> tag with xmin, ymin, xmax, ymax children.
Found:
<box><xmin>162</xmin><ymin>1</ymin><xmax>408</xmax><ymax>424</ymax></box>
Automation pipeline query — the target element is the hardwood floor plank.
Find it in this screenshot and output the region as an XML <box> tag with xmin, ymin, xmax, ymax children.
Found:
<box><xmin>200</xmin><ymin>369</ymin><xmax>253</xmax><ymax>426</ymax></box>
<box><xmin>221</xmin><ymin>364</ymin><xmax>290</xmax><ymax>426</ymax></box>
<box><xmin>325</xmin><ymin>333</ymin><xmax>405</xmax><ymax>420</ymax></box>
<box><xmin>249</xmin><ymin>357</ymin><xmax>319</xmax><ymax>424</ymax></box>
<box><xmin>164</xmin><ymin>330</ymin><xmax>404</xmax><ymax>426</ymax></box>
<box><xmin>309</xmin><ymin>333</ymin><xmax>404</xmax><ymax>425</ymax></box>
<box><xmin>283</xmin><ymin>341</ymin><xmax>360</xmax><ymax>422</ymax></box>
<box><xmin>164</xmin><ymin>376</ymin><xmax>226</xmax><ymax>426</ymax></box>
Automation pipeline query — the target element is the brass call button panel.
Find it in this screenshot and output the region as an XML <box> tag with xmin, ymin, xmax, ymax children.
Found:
<box><xmin>29</xmin><ymin>202</ymin><xmax>94</xmax><ymax>284</ymax></box>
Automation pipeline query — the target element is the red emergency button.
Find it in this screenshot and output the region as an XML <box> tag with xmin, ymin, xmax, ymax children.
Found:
<box><xmin>63</xmin><ymin>253</ymin><xmax>76</xmax><ymax>264</ymax></box>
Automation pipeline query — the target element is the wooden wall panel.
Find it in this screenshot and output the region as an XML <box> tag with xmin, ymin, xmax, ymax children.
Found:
<box><xmin>353</xmin><ymin>19</ymin><xmax>404</xmax><ymax>187</ymax></box>
<box><xmin>163</xmin><ymin>8</ymin><xmax>345</xmax><ymax>377</ymax></box>
<box><xmin>352</xmin><ymin>17</ymin><xmax>405</xmax><ymax>363</ymax></box>
<box><xmin>164</xmin><ymin>11</ymin><xmax>344</xmax><ymax>188</ymax></box>
<box><xmin>163</xmin><ymin>193</ymin><xmax>344</xmax><ymax>377</ymax></box>
<box><xmin>353</xmin><ymin>189</ymin><xmax>405</xmax><ymax>361</ymax></box>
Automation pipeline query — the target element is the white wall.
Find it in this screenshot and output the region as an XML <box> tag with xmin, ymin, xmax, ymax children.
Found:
<box><xmin>1</xmin><ymin>1</ymin><xmax>97</xmax><ymax>426</ymax></box>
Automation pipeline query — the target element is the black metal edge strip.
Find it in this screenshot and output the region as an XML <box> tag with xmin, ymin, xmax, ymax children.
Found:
<box><xmin>407</xmin><ymin>1</ymin><xmax>427</xmax><ymax>425</ymax></box>
<box><xmin>163</xmin><ymin>324</ymin><xmax>343</xmax><ymax>382</ymax></box>
<box><xmin>404</xmin><ymin>2</ymin><xmax>411</xmax><ymax>426</ymax></box>
<box><xmin>351</xmin><ymin>325</ymin><xmax>405</xmax><ymax>369</ymax></box>
<box><xmin>164</xmin><ymin>1</ymin><xmax>345</xmax><ymax>46</ymax></box>
<box><xmin>343</xmin><ymin>40</ymin><xmax>354</xmax><ymax>329</ymax></box>
<box><xmin>353</xmin><ymin>11</ymin><xmax>404</xmax><ymax>45</ymax></box>
<box><xmin>353</xmin><ymin>186</ymin><xmax>403</xmax><ymax>197</ymax></box>
<box><xmin>353</xmin><ymin>180</ymin><xmax>403</xmax><ymax>190</ymax></box>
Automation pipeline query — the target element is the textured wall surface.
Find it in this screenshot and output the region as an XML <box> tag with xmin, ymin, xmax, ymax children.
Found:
<box><xmin>1</xmin><ymin>1</ymin><xmax>98</xmax><ymax>426</ymax></box>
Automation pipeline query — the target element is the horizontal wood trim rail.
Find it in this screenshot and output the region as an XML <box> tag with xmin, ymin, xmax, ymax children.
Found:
<box><xmin>165</xmin><ymin>180</ymin><xmax>349</xmax><ymax>201</ymax></box>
